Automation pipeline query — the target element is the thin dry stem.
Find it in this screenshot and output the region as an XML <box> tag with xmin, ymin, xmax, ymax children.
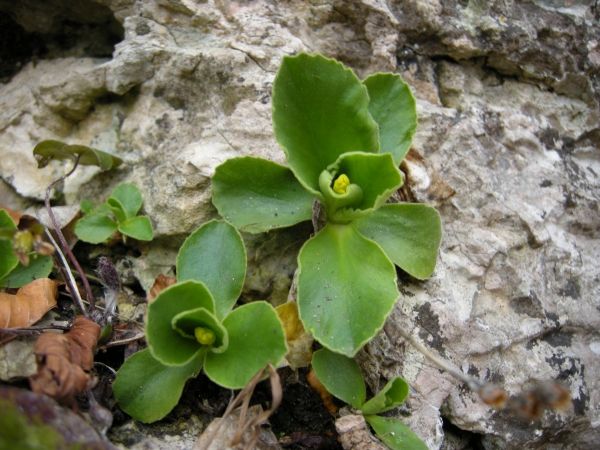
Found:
<box><xmin>43</xmin><ymin>155</ymin><xmax>95</xmax><ymax>313</ymax></box>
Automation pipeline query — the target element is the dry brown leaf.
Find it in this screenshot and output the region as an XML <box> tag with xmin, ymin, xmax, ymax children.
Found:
<box><xmin>0</xmin><ymin>278</ymin><xmax>60</xmax><ymax>329</ymax></box>
<box><xmin>29</xmin><ymin>316</ymin><xmax>101</xmax><ymax>407</ymax></box>
<box><xmin>147</xmin><ymin>273</ymin><xmax>177</xmax><ymax>302</ymax></box>
<box><xmin>275</xmin><ymin>302</ymin><xmax>314</xmax><ymax>369</ymax></box>
<box><xmin>306</xmin><ymin>366</ymin><xmax>338</xmax><ymax>414</ymax></box>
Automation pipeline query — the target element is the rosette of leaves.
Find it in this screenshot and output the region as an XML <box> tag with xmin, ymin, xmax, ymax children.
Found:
<box><xmin>113</xmin><ymin>220</ymin><xmax>288</xmax><ymax>423</ymax></box>
<box><xmin>212</xmin><ymin>53</ymin><xmax>442</xmax><ymax>356</ymax></box>
<box><xmin>74</xmin><ymin>183</ymin><xmax>153</xmax><ymax>244</ymax></box>
<box><xmin>312</xmin><ymin>348</ymin><xmax>427</xmax><ymax>450</ymax></box>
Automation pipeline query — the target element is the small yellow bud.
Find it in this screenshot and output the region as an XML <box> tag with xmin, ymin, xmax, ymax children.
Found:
<box><xmin>194</xmin><ymin>327</ymin><xmax>216</xmax><ymax>346</ymax></box>
<box><xmin>13</xmin><ymin>231</ymin><xmax>34</xmax><ymax>254</ymax></box>
<box><xmin>333</xmin><ymin>174</ymin><xmax>350</xmax><ymax>195</ymax></box>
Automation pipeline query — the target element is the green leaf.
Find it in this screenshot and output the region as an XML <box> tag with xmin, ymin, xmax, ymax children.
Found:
<box><xmin>73</xmin><ymin>213</ymin><xmax>118</xmax><ymax>244</ymax></box>
<box><xmin>106</xmin><ymin>198</ymin><xmax>127</xmax><ymax>223</ymax></box>
<box><xmin>211</xmin><ymin>157</ymin><xmax>314</xmax><ymax>233</ymax></box>
<box><xmin>360</xmin><ymin>377</ymin><xmax>410</xmax><ymax>415</ymax></box>
<box><xmin>177</xmin><ymin>221</ymin><xmax>246</xmax><ymax>320</ymax></box>
<box><xmin>364</xmin><ymin>416</ymin><xmax>428</xmax><ymax>450</ymax></box>
<box><xmin>297</xmin><ymin>223</ymin><xmax>399</xmax><ymax>356</ymax></box>
<box><xmin>0</xmin><ymin>254</ymin><xmax>54</xmax><ymax>288</ymax></box>
<box><xmin>113</xmin><ymin>348</ymin><xmax>204</xmax><ymax>423</ymax></box>
<box><xmin>110</xmin><ymin>183</ymin><xmax>143</xmax><ymax>219</ymax></box>
<box><xmin>146</xmin><ymin>281</ymin><xmax>215</xmax><ymax>366</ymax></box>
<box><xmin>172</xmin><ymin>307</ymin><xmax>228</xmax><ymax>353</ymax></box>
<box><xmin>320</xmin><ymin>152</ymin><xmax>402</xmax><ymax>223</ymax></box>
<box><xmin>311</xmin><ymin>348</ymin><xmax>366</xmax><ymax>409</ymax></box>
<box><xmin>272</xmin><ymin>53</ymin><xmax>379</xmax><ymax>194</ymax></box>
<box><xmin>79</xmin><ymin>199</ymin><xmax>95</xmax><ymax>214</ymax></box>
<box><xmin>118</xmin><ymin>216</ymin><xmax>154</xmax><ymax>241</ymax></box>
<box><xmin>0</xmin><ymin>210</ymin><xmax>18</xmax><ymax>279</ymax></box>
<box><xmin>204</xmin><ymin>301</ymin><xmax>288</xmax><ymax>389</ymax></box>
<box><xmin>354</xmin><ymin>204</ymin><xmax>442</xmax><ymax>279</ymax></box>
<box><xmin>33</xmin><ymin>140</ymin><xmax>122</xmax><ymax>170</ymax></box>
<box><xmin>363</xmin><ymin>73</ymin><xmax>417</xmax><ymax>165</ymax></box>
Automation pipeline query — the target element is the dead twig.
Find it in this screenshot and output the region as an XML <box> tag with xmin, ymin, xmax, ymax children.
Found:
<box><xmin>198</xmin><ymin>363</ymin><xmax>282</xmax><ymax>450</ymax></box>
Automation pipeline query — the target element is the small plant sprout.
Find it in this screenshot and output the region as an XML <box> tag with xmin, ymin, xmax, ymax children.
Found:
<box><xmin>311</xmin><ymin>348</ymin><xmax>427</xmax><ymax>450</ymax></box>
<box><xmin>30</xmin><ymin>140</ymin><xmax>122</xmax><ymax>314</ymax></box>
<box><xmin>211</xmin><ymin>53</ymin><xmax>442</xmax><ymax>357</ymax></box>
<box><xmin>75</xmin><ymin>183</ymin><xmax>154</xmax><ymax>244</ymax></box>
<box><xmin>113</xmin><ymin>220</ymin><xmax>288</xmax><ymax>423</ymax></box>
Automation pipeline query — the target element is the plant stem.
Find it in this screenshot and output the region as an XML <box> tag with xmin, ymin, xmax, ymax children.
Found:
<box><xmin>384</xmin><ymin>321</ymin><xmax>485</xmax><ymax>391</ymax></box>
<box><xmin>44</xmin><ymin>156</ymin><xmax>95</xmax><ymax>313</ymax></box>
<box><xmin>44</xmin><ymin>227</ymin><xmax>88</xmax><ymax>317</ymax></box>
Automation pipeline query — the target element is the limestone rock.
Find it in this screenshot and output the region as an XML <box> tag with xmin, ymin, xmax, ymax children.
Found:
<box><xmin>0</xmin><ymin>1</ymin><xmax>598</xmax><ymax>448</ymax></box>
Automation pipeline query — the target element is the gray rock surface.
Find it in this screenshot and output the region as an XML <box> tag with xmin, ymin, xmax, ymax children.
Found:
<box><xmin>0</xmin><ymin>0</ymin><xmax>599</xmax><ymax>449</ymax></box>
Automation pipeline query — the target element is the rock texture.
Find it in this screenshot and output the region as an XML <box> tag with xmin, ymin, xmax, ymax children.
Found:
<box><xmin>0</xmin><ymin>1</ymin><xmax>599</xmax><ymax>449</ymax></box>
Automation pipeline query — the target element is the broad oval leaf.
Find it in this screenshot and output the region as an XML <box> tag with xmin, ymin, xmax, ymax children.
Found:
<box><xmin>204</xmin><ymin>301</ymin><xmax>288</xmax><ymax>389</ymax></box>
<box><xmin>118</xmin><ymin>216</ymin><xmax>154</xmax><ymax>241</ymax></box>
<box><xmin>0</xmin><ymin>209</ymin><xmax>18</xmax><ymax>279</ymax></box>
<box><xmin>73</xmin><ymin>213</ymin><xmax>118</xmax><ymax>244</ymax></box>
<box><xmin>311</xmin><ymin>348</ymin><xmax>366</xmax><ymax>409</ymax></box>
<box><xmin>353</xmin><ymin>204</ymin><xmax>442</xmax><ymax>279</ymax></box>
<box><xmin>360</xmin><ymin>376</ymin><xmax>410</xmax><ymax>415</ymax></box>
<box><xmin>33</xmin><ymin>140</ymin><xmax>122</xmax><ymax>170</ymax></box>
<box><xmin>211</xmin><ymin>157</ymin><xmax>314</xmax><ymax>233</ymax></box>
<box><xmin>364</xmin><ymin>415</ymin><xmax>428</xmax><ymax>450</ymax></box>
<box><xmin>297</xmin><ymin>223</ymin><xmax>399</xmax><ymax>356</ymax></box>
<box><xmin>0</xmin><ymin>253</ymin><xmax>53</xmax><ymax>288</ymax></box>
<box><xmin>177</xmin><ymin>221</ymin><xmax>246</xmax><ymax>320</ymax></box>
<box><xmin>113</xmin><ymin>348</ymin><xmax>204</xmax><ymax>423</ymax></box>
<box><xmin>363</xmin><ymin>73</ymin><xmax>417</xmax><ymax>165</ymax></box>
<box><xmin>110</xmin><ymin>183</ymin><xmax>143</xmax><ymax>219</ymax></box>
<box><xmin>272</xmin><ymin>53</ymin><xmax>379</xmax><ymax>193</ymax></box>
<box><xmin>146</xmin><ymin>281</ymin><xmax>215</xmax><ymax>366</ymax></box>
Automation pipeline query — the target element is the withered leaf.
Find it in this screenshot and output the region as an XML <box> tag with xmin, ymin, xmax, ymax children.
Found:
<box><xmin>275</xmin><ymin>302</ymin><xmax>314</xmax><ymax>369</ymax></box>
<box><xmin>306</xmin><ymin>366</ymin><xmax>338</xmax><ymax>414</ymax></box>
<box><xmin>147</xmin><ymin>273</ymin><xmax>177</xmax><ymax>302</ymax></box>
<box><xmin>0</xmin><ymin>278</ymin><xmax>59</xmax><ymax>329</ymax></box>
<box><xmin>29</xmin><ymin>316</ymin><xmax>101</xmax><ymax>407</ymax></box>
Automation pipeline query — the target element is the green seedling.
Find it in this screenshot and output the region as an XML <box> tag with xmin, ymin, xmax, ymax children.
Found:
<box><xmin>312</xmin><ymin>348</ymin><xmax>427</xmax><ymax>450</ymax></box>
<box><xmin>31</xmin><ymin>139</ymin><xmax>123</xmax><ymax>315</ymax></box>
<box><xmin>74</xmin><ymin>183</ymin><xmax>154</xmax><ymax>244</ymax></box>
<box><xmin>0</xmin><ymin>209</ymin><xmax>53</xmax><ymax>288</ymax></box>
<box><xmin>113</xmin><ymin>220</ymin><xmax>288</xmax><ymax>423</ymax></box>
<box><xmin>211</xmin><ymin>53</ymin><xmax>442</xmax><ymax>356</ymax></box>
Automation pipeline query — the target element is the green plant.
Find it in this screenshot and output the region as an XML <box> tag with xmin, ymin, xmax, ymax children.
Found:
<box><xmin>74</xmin><ymin>183</ymin><xmax>153</xmax><ymax>244</ymax></box>
<box><xmin>211</xmin><ymin>53</ymin><xmax>442</xmax><ymax>356</ymax></box>
<box><xmin>113</xmin><ymin>220</ymin><xmax>288</xmax><ymax>423</ymax></box>
<box><xmin>312</xmin><ymin>348</ymin><xmax>427</xmax><ymax>450</ymax></box>
<box><xmin>31</xmin><ymin>139</ymin><xmax>123</xmax><ymax>314</ymax></box>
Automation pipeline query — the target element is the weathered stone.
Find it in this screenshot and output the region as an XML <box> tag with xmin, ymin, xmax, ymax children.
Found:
<box><xmin>0</xmin><ymin>1</ymin><xmax>598</xmax><ymax>448</ymax></box>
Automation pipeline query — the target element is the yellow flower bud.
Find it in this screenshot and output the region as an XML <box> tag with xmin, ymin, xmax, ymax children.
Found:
<box><xmin>13</xmin><ymin>231</ymin><xmax>34</xmax><ymax>254</ymax></box>
<box><xmin>194</xmin><ymin>327</ymin><xmax>216</xmax><ymax>346</ymax></box>
<box><xmin>333</xmin><ymin>174</ymin><xmax>350</xmax><ymax>195</ymax></box>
